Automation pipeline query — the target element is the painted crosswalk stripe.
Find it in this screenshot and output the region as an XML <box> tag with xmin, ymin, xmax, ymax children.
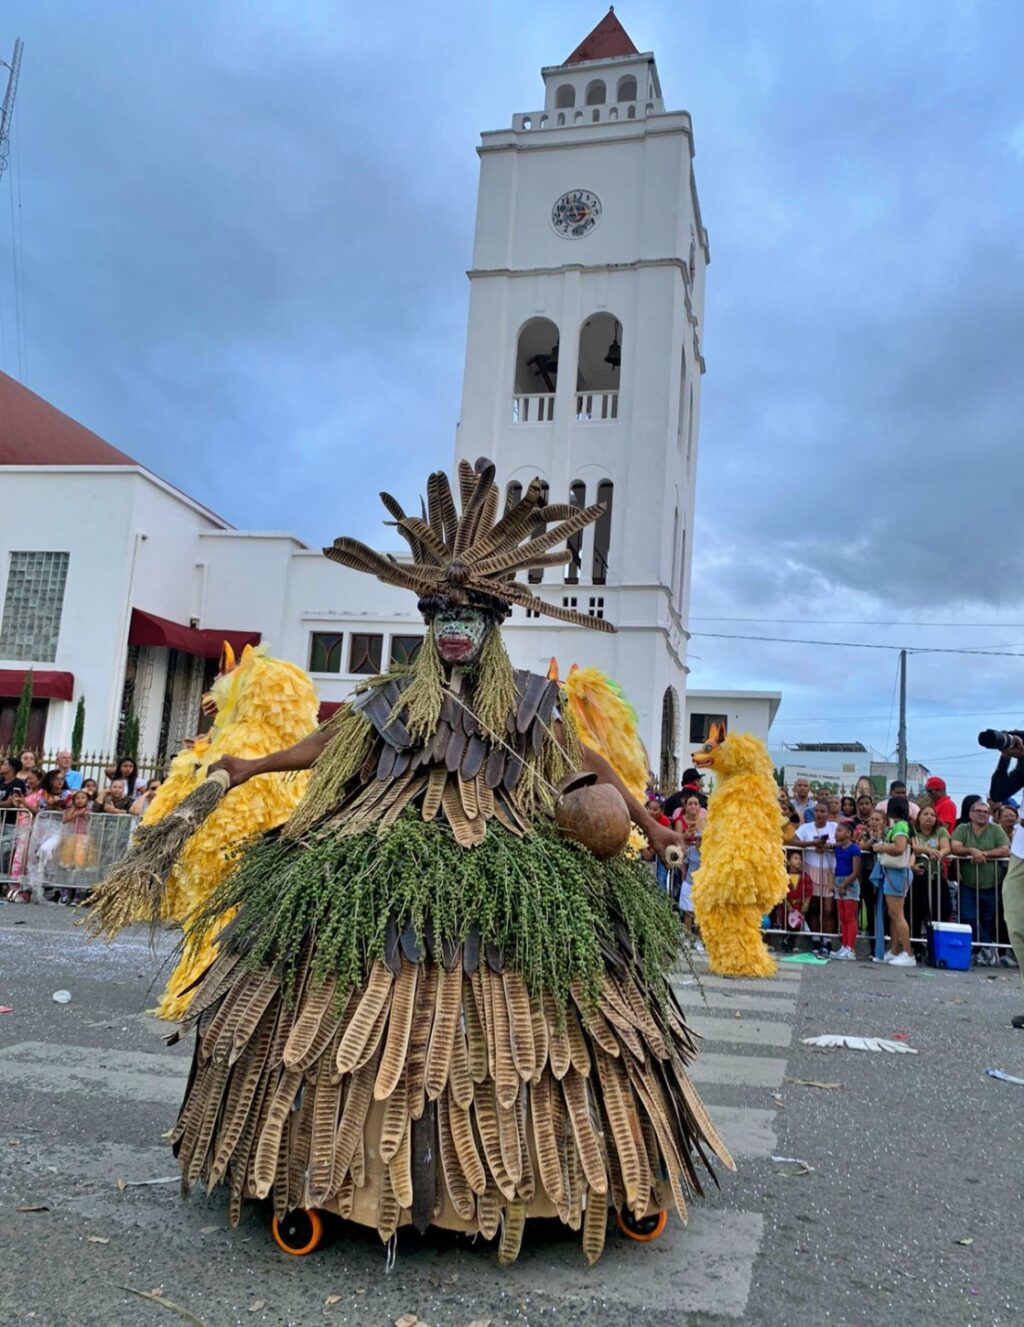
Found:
<box><xmin>699</xmin><ymin>975</ymin><xmax>803</xmax><ymax>995</ymax></box>
<box><xmin>687</xmin><ymin>1050</ymin><xmax>787</xmax><ymax>1089</ymax></box>
<box><xmin>672</xmin><ymin>989</ymin><xmax>797</xmax><ymax>1016</ymax></box>
<box><xmin>688</xmin><ymin>1014</ymin><xmax>794</xmax><ymax>1048</ymax></box>
<box><xmin>712</xmin><ymin>1105</ymin><xmax>777</xmax><ymax>1159</ymax></box>
<box><xmin>0</xmin><ymin>1042</ymin><xmax>187</xmax><ymax>1106</ymax></box>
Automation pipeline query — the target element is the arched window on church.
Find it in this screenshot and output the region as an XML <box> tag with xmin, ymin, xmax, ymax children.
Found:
<box><xmin>528</xmin><ymin>481</ymin><xmax>550</xmax><ymax>584</ymax></box>
<box><xmin>660</xmin><ymin>688</ymin><xmax>679</xmax><ymax>791</ymax></box>
<box><xmin>585</xmin><ymin>79</ymin><xmax>606</xmax><ymax>105</ymax></box>
<box><xmin>565</xmin><ymin>481</ymin><xmax>586</xmax><ymax>585</ymax></box>
<box><xmin>670</xmin><ymin>505</ymin><xmax>679</xmax><ymax>596</ymax></box>
<box><xmin>678</xmin><ymin>526</ymin><xmax>687</xmax><ymax>607</ymax></box>
<box><xmin>576</xmin><ymin>312</ymin><xmax>621</xmax><ymax>421</ymax></box>
<box><xmin>616</xmin><ymin>74</ymin><xmax>637</xmax><ymax>103</ymax></box>
<box><xmin>677</xmin><ymin>345</ymin><xmax>687</xmax><ymax>454</ymax></box>
<box><xmin>556</xmin><ymin>84</ymin><xmax>575</xmax><ymax>109</ymax></box>
<box><xmin>592</xmin><ymin>480</ymin><xmax>613</xmax><ymax>584</ymax></box>
<box><xmin>513</xmin><ymin>317</ymin><xmax>559</xmax><ymax>422</ymax></box>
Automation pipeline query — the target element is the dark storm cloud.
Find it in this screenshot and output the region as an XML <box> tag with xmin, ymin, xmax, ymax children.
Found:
<box><xmin>3</xmin><ymin>0</ymin><xmax>1023</xmax><ymax>788</ymax></box>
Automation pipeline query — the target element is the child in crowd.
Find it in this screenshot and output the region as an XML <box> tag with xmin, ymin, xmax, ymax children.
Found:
<box><xmin>57</xmin><ymin>790</ymin><xmax>96</xmax><ymax>902</ymax></box>
<box><xmin>777</xmin><ymin>848</ymin><xmax>813</xmax><ymax>949</ymax></box>
<box><xmin>676</xmin><ymin>793</ymin><xmax>705</xmax><ymax>952</ymax></box>
<box><xmin>832</xmin><ymin>821</ymin><xmax>861</xmax><ymax>959</ymax></box>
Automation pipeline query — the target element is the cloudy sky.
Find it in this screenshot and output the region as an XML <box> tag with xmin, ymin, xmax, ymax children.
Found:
<box><xmin>3</xmin><ymin>0</ymin><xmax>1023</xmax><ymax>799</ymax></box>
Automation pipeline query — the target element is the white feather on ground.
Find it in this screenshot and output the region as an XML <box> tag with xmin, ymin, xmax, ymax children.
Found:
<box><xmin>802</xmin><ymin>1035</ymin><xmax>918</xmax><ymax>1054</ymax></box>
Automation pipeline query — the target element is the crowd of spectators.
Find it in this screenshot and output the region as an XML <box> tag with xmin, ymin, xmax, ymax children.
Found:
<box><xmin>0</xmin><ymin>752</ymin><xmax>160</xmax><ymax>903</ymax></box>
<box><xmin>646</xmin><ymin>764</ymin><xmax>1020</xmax><ymax>970</ymax></box>
<box><xmin>777</xmin><ymin>774</ymin><xmax>1016</xmax><ymax>966</ymax></box>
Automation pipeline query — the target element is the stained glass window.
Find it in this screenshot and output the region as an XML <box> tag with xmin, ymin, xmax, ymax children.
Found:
<box><xmin>309</xmin><ymin>632</ymin><xmax>344</xmax><ymax>674</ymax></box>
<box><xmin>348</xmin><ymin>633</ymin><xmax>383</xmax><ymax>675</ymax></box>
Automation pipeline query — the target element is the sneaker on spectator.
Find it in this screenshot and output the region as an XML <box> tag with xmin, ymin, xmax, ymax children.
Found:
<box><xmin>1000</xmin><ymin>953</ymin><xmax>1018</xmax><ymax>968</ymax></box>
<box><xmin>833</xmin><ymin>946</ymin><xmax>856</xmax><ymax>960</ymax></box>
<box><xmin>1011</xmin><ymin>1014</ymin><xmax>1024</xmax><ymax>1030</ymax></box>
<box><xmin>890</xmin><ymin>952</ymin><xmax>917</xmax><ymax>967</ymax></box>
<box><xmin>974</xmin><ymin>951</ymin><xmax>994</xmax><ymax>967</ymax></box>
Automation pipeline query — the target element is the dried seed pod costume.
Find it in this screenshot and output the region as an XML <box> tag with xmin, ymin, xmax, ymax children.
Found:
<box><xmin>172</xmin><ymin>458</ymin><xmax>733</xmax><ymax>1263</ymax></box>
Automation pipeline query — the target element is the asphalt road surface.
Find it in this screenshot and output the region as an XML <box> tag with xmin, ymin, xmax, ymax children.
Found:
<box><xmin>1</xmin><ymin>904</ymin><xmax>1022</xmax><ymax>1327</ymax></box>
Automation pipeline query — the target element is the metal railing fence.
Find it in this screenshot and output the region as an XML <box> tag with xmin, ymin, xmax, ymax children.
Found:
<box><xmin>0</xmin><ymin>750</ymin><xmax>167</xmax><ymax>785</ymax></box>
<box><xmin>1</xmin><ymin>805</ymin><xmax>137</xmax><ymax>901</ymax></box>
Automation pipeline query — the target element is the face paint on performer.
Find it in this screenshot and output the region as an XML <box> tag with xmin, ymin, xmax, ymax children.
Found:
<box><xmin>432</xmin><ymin>607</ymin><xmax>493</xmax><ymax>666</ymax></box>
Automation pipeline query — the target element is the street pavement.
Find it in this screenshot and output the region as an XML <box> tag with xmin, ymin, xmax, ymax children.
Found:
<box><xmin>1</xmin><ymin>903</ymin><xmax>1022</xmax><ymax>1327</ymax></box>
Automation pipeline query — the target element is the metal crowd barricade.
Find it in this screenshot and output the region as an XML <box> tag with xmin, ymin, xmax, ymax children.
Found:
<box><xmin>14</xmin><ymin>808</ymin><xmax>137</xmax><ymax>902</ymax></box>
<box><xmin>1</xmin><ymin>803</ymin><xmax>36</xmax><ymax>897</ymax></box>
<box><xmin>762</xmin><ymin>840</ymin><xmax>1016</xmax><ymax>965</ymax></box>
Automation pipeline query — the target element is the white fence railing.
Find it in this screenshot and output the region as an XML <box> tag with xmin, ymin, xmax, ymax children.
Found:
<box><xmin>576</xmin><ymin>391</ymin><xmax>618</xmax><ymax>422</ymax></box>
<box><xmin>512</xmin><ymin>393</ymin><xmax>555</xmax><ymax>424</ymax></box>
<box><xmin>1</xmin><ymin>806</ymin><xmax>136</xmax><ymax>901</ymax></box>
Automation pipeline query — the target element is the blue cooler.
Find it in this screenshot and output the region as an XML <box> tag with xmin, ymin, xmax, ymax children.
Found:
<box><xmin>928</xmin><ymin>921</ymin><xmax>973</xmax><ymax>971</ymax></box>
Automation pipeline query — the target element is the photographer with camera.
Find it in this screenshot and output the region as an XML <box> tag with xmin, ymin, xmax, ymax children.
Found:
<box><xmin>978</xmin><ymin>729</ymin><xmax>1024</xmax><ymax>1026</ymax></box>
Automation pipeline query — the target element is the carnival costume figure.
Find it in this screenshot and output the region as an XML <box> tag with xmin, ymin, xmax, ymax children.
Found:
<box><xmin>141</xmin><ymin>644</ymin><xmax>320</xmax><ymax>1020</ymax></box>
<box><xmin>163</xmin><ymin>459</ymin><xmax>733</xmax><ymax>1263</ymax></box>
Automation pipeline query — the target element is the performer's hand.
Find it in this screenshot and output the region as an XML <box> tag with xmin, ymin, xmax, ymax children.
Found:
<box><xmin>648</xmin><ymin>821</ymin><xmax>687</xmax><ymax>867</ymax></box>
<box><xmin>208</xmin><ymin>755</ymin><xmax>258</xmax><ymax>789</ymax></box>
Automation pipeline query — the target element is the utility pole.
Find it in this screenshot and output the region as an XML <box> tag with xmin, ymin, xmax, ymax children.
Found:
<box><xmin>897</xmin><ymin>649</ymin><xmax>908</xmax><ymax>784</ymax></box>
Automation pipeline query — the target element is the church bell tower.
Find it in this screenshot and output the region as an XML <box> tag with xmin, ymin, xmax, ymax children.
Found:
<box><xmin>453</xmin><ymin>8</ymin><xmax>708</xmax><ymax>786</ymax></box>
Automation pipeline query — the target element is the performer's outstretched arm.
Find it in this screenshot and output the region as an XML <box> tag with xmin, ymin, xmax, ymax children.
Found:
<box><xmin>210</xmin><ymin>728</ymin><xmax>334</xmax><ymax>788</ymax></box>
<box><xmin>580</xmin><ymin>745</ymin><xmax>684</xmax><ymax>864</ymax></box>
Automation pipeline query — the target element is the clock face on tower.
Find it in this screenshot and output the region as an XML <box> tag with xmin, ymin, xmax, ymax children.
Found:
<box><xmin>551</xmin><ymin>189</ymin><xmax>602</xmax><ymax>239</ymax></box>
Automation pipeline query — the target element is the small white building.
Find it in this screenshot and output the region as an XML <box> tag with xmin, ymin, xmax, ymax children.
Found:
<box><xmin>0</xmin><ymin>11</ymin><xmax>774</xmax><ymax>776</ymax></box>
<box><xmin>684</xmin><ymin>690</ymin><xmax>782</xmax><ymax>752</ymax></box>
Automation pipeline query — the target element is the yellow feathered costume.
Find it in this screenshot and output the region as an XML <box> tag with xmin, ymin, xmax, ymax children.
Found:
<box><xmin>144</xmin><ymin>644</ymin><xmax>319</xmax><ymax>1019</ymax></box>
<box><xmin>561</xmin><ymin>663</ymin><xmax>649</xmax><ymax>802</ymax></box>
<box><xmin>691</xmin><ymin>728</ymin><xmax>788</xmax><ymax>978</ymax></box>
<box><xmin>555</xmin><ymin>662</ymin><xmax>651</xmax><ymax>855</ymax></box>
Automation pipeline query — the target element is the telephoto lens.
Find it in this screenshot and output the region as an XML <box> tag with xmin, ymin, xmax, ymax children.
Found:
<box><xmin>978</xmin><ymin>729</ymin><xmax>1021</xmax><ymax>751</ymax></box>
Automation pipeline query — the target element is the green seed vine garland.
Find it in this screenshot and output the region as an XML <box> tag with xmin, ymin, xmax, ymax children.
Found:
<box><xmin>186</xmin><ymin>813</ymin><xmax>682</xmax><ymax>1012</ymax></box>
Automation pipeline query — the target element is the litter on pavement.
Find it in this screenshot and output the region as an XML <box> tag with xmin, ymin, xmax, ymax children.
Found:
<box><xmin>51</xmin><ymin>990</ymin><xmax>72</xmax><ymax>1004</ymax></box>
<box><xmin>985</xmin><ymin>1068</ymin><xmax>1024</xmax><ymax>1086</ymax></box>
<box><xmin>802</xmin><ymin>1034</ymin><xmax>918</xmax><ymax>1053</ymax></box>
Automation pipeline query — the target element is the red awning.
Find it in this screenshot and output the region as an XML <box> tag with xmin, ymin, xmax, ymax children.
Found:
<box><xmin>0</xmin><ymin>669</ymin><xmax>75</xmax><ymax>701</ymax></box>
<box><xmin>128</xmin><ymin>609</ymin><xmax>261</xmax><ymax>660</ymax></box>
<box><xmin>318</xmin><ymin>700</ymin><xmax>344</xmax><ymax>723</ymax></box>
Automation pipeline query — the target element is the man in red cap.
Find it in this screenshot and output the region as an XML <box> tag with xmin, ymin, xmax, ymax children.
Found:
<box><xmin>925</xmin><ymin>776</ymin><xmax>957</xmax><ymax>832</ymax></box>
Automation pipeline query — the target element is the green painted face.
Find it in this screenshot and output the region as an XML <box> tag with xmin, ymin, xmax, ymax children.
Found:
<box><xmin>433</xmin><ymin>608</ymin><xmax>493</xmax><ymax>667</ymax></box>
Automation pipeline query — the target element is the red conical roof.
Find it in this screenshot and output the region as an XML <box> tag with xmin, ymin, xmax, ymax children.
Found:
<box><xmin>565</xmin><ymin>8</ymin><xmax>639</xmax><ymax>65</ymax></box>
<box><xmin>0</xmin><ymin>370</ymin><xmax>137</xmax><ymax>466</ymax></box>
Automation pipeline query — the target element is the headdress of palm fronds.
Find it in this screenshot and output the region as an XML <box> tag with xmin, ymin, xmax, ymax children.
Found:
<box><xmin>324</xmin><ymin>457</ymin><xmax>615</xmax><ymax>633</ymax></box>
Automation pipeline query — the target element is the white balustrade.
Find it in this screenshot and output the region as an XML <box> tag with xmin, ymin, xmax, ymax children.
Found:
<box><xmin>512</xmin><ymin>393</ymin><xmax>555</xmax><ymax>424</ymax></box>
<box><xmin>576</xmin><ymin>391</ymin><xmax>619</xmax><ymax>422</ymax></box>
<box><xmin>513</xmin><ymin>103</ymin><xmax>643</xmax><ymax>131</ymax></box>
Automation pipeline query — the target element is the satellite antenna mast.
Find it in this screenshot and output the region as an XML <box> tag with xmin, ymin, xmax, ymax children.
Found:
<box><xmin>0</xmin><ymin>37</ymin><xmax>24</xmax><ymax>183</ymax></box>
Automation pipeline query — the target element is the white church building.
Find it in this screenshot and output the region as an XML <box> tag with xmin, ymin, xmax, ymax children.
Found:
<box><xmin>0</xmin><ymin>11</ymin><xmax>779</xmax><ymax>778</ymax></box>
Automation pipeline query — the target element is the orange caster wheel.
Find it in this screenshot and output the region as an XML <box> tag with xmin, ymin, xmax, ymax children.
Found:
<box><xmin>272</xmin><ymin>1208</ymin><xmax>324</xmax><ymax>1255</ymax></box>
<box><xmin>616</xmin><ymin>1208</ymin><xmax>667</xmax><ymax>1242</ymax></box>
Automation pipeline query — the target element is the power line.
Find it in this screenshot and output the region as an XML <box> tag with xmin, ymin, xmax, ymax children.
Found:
<box><xmin>690</xmin><ymin>631</ymin><xmax>1024</xmax><ymax>657</ymax></box>
<box><xmin>774</xmin><ymin>708</ymin><xmax>1024</xmax><ymax>723</ymax></box>
<box><xmin>692</xmin><ymin>616</ymin><xmax>1024</xmax><ymax>629</ymax></box>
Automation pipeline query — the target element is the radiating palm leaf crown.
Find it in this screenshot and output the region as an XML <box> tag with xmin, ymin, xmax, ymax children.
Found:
<box><xmin>324</xmin><ymin>457</ymin><xmax>616</xmax><ymax>633</ymax></box>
